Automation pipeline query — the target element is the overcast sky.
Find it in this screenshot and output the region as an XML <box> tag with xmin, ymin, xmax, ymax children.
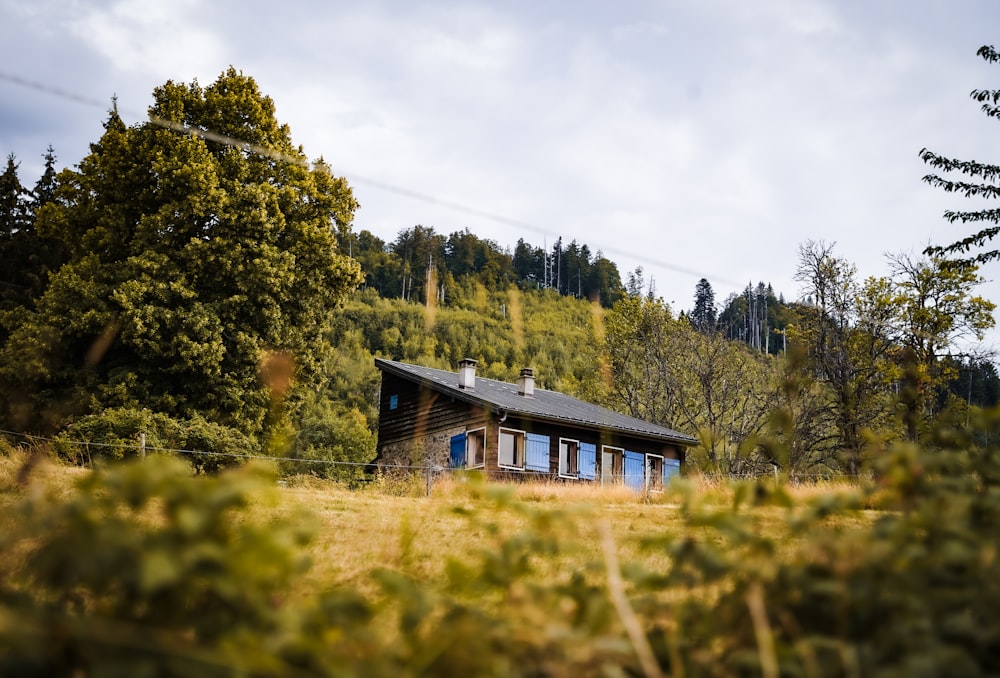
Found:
<box><xmin>2</xmin><ymin>0</ymin><xmax>999</xmax><ymax>332</ymax></box>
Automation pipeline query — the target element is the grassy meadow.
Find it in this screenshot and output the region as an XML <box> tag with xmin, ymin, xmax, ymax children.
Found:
<box><xmin>282</xmin><ymin>472</ymin><xmax>863</xmax><ymax>588</ymax></box>
<box><xmin>4</xmin><ymin>441</ymin><xmax>979</xmax><ymax>676</ymax></box>
<box><xmin>0</xmin><ymin>446</ymin><xmax>871</xmax><ymax>606</ymax></box>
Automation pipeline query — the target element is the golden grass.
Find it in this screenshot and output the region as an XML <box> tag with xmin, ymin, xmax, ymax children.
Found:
<box><xmin>271</xmin><ymin>472</ymin><xmax>869</xmax><ymax>598</ymax></box>
<box><xmin>0</xmin><ymin>443</ymin><xmax>88</xmax><ymax>502</ymax></box>
<box><xmin>0</xmin><ymin>446</ymin><xmax>875</xmax><ymax>602</ymax></box>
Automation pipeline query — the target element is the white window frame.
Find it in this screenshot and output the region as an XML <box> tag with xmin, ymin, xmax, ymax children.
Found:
<box><xmin>559</xmin><ymin>438</ymin><xmax>580</xmax><ymax>479</ymax></box>
<box><xmin>498</xmin><ymin>427</ymin><xmax>526</xmax><ymax>469</ymax></box>
<box><xmin>601</xmin><ymin>446</ymin><xmax>624</xmax><ymax>485</ymax></box>
<box><xmin>466</xmin><ymin>427</ymin><xmax>486</xmax><ymax>468</ymax></box>
<box><xmin>646</xmin><ymin>454</ymin><xmax>665</xmax><ymax>492</ymax></box>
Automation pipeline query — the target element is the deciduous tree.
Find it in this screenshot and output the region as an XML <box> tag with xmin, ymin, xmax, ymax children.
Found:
<box><xmin>603</xmin><ymin>294</ymin><xmax>780</xmax><ymax>474</ymax></box>
<box><xmin>790</xmin><ymin>241</ymin><xmax>896</xmax><ymax>474</ymax></box>
<box><xmin>880</xmin><ymin>253</ymin><xmax>994</xmax><ymax>431</ymax></box>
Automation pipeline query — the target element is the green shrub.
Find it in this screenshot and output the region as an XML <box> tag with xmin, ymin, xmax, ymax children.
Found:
<box><xmin>53</xmin><ymin>407</ymin><xmax>182</xmax><ymax>463</ymax></box>
<box><xmin>284</xmin><ymin>401</ymin><xmax>376</xmax><ymax>484</ymax></box>
<box><xmin>52</xmin><ymin>408</ymin><xmax>258</xmax><ymax>471</ymax></box>
<box><xmin>176</xmin><ymin>413</ymin><xmax>260</xmax><ymax>473</ymax></box>
<box><xmin>0</xmin><ymin>457</ymin><xmax>312</xmax><ymax>675</ymax></box>
<box><xmin>636</xmin><ymin>403</ymin><xmax>1000</xmax><ymax>676</ymax></box>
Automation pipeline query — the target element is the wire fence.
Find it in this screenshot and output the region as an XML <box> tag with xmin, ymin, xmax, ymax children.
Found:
<box><xmin>1</xmin><ymin>427</ymin><xmax>865</xmax><ymax>493</ymax></box>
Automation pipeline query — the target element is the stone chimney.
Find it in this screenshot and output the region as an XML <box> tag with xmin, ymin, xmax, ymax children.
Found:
<box><xmin>518</xmin><ymin>367</ymin><xmax>535</xmax><ymax>397</ymax></box>
<box><xmin>458</xmin><ymin>358</ymin><xmax>477</xmax><ymax>389</ymax></box>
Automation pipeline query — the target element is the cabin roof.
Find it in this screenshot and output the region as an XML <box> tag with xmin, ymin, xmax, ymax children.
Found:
<box><xmin>375</xmin><ymin>358</ymin><xmax>698</xmax><ymax>447</ymax></box>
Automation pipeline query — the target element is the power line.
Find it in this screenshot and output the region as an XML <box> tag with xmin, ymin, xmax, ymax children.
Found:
<box><xmin>0</xmin><ymin>69</ymin><xmax>738</xmax><ymax>288</ymax></box>
<box><xmin>0</xmin><ymin>70</ymin><xmax>109</xmax><ymax>110</ymax></box>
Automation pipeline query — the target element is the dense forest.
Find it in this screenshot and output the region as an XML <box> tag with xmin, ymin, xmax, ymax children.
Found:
<box><xmin>2</xmin><ymin>66</ymin><xmax>1000</xmax><ymax>481</ymax></box>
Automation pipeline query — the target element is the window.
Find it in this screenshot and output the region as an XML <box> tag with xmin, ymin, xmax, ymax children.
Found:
<box><xmin>646</xmin><ymin>455</ymin><xmax>664</xmax><ymax>492</ymax></box>
<box><xmin>559</xmin><ymin>438</ymin><xmax>579</xmax><ymax>478</ymax></box>
<box><xmin>389</xmin><ymin>394</ymin><xmax>399</xmax><ymax>410</ymax></box>
<box><xmin>467</xmin><ymin>428</ymin><xmax>486</xmax><ymax>468</ymax></box>
<box><xmin>498</xmin><ymin>428</ymin><xmax>526</xmax><ymax>468</ymax></box>
<box><xmin>449</xmin><ymin>433</ymin><xmax>466</xmax><ymax>469</ymax></box>
<box><xmin>601</xmin><ymin>446</ymin><xmax>624</xmax><ymax>485</ymax></box>
<box><xmin>449</xmin><ymin>429</ymin><xmax>486</xmax><ymax>468</ymax></box>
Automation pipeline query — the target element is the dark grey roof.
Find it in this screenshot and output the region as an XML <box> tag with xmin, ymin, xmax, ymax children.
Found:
<box><xmin>376</xmin><ymin>359</ymin><xmax>697</xmax><ymax>446</ymax></box>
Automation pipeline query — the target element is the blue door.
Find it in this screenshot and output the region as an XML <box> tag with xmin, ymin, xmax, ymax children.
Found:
<box><xmin>624</xmin><ymin>451</ymin><xmax>645</xmax><ymax>491</ymax></box>
<box><xmin>449</xmin><ymin>433</ymin><xmax>467</xmax><ymax>468</ymax></box>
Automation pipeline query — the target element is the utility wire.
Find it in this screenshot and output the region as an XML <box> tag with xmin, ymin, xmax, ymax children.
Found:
<box><xmin>0</xmin><ymin>69</ymin><xmax>737</xmax><ymax>287</ymax></box>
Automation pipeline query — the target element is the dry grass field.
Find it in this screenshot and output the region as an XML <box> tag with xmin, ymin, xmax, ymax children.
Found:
<box><xmin>0</xmin><ymin>447</ymin><xmax>871</xmax><ymax>592</ymax></box>
<box><xmin>250</xmin><ymin>466</ymin><xmax>872</xmax><ymax>599</ymax></box>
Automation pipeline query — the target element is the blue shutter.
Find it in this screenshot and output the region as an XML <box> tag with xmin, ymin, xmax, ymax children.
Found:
<box><xmin>579</xmin><ymin>442</ymin><xmax>597</xmax><ymax>480</ymax></box>
<box><xmin>525</xmin><ymin>433</ymin><xmax>550</xmax><ymax>472</ymax></box>
<box><xmin>664</xmin><ymin>458</ymin><xmax>681</xmax><ymax>484</ymax></box>
<box><xmin>624</xmin><ymin>451</ymin><xmax>645</xmax><ymax>491</ymax></box>
<box><xmin>449</xmin><ymin>433</ymin><xmax>467</xmax><ymax>469</ymax></box>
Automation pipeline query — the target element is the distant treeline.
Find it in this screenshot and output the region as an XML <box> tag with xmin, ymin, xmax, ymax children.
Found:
<box><xmin>344</xmin><ymin>223</ymin><xmax>798</xmax><ymax>355</ymax></box>
<box><xmin>342</xmin><ymin>226</ymin><xmax>626</xmax><ymax>308</ymax></box>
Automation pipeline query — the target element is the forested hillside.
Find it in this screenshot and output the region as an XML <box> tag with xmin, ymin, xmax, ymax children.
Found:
<box><xmin>2</xmin><ymin>65</ymin><xmax>1000</xmax><ymax>481</ymax></box>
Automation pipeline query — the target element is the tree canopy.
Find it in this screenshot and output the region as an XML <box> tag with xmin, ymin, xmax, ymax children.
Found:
<box><xmin>0</xmin><ymin>69</ymin><xmax>362</xmax><ymax>436</ymax></box>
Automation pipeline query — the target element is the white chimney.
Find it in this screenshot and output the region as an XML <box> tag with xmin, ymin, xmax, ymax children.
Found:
<box><xmin>518</xmin><ymin>367</ymin><xmax>535</xmax><ymax>397</ymax></box>
<box><xmin>458</xmin><ymin>358</ymin><xmax>477</xmax><ymax>389</ymax></box>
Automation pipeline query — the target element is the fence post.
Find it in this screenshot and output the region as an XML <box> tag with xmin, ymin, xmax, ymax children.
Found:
<box><xmin>139</xmin><ymin>431</ymin><xmax>146</xmax><ymax>459</ymax></box>
<box><xmin>425</xmin><ymin>464</ymin><xmax>432</xmax><ymax>497</ymax></box>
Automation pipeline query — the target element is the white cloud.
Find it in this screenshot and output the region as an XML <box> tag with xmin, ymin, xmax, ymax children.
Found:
<box><xmin>2</xmin><ymin>0</ymin><xmax>999</xmax><ymax>325</ymax></box>
<box><xmin>66</xmin><ymin>0</ymin><xmax>226</xmax><ymax>80</ymax></box>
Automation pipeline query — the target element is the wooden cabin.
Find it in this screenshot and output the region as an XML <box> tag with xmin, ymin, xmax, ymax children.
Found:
<box><xmin>374</xmin><ymin>358</ymin><xmax>697</xmax><ymax>491</ymax></box>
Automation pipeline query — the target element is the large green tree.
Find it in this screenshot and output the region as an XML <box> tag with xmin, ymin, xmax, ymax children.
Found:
<box><xmin>921</xmin><ymin>45</ymin><xmax>1000</xmax><ymax>265</ymax></box>
<box><xmin>0</xmin><ymin>69</ymin><xmax>362</xmax><ymax>435</ymax></box>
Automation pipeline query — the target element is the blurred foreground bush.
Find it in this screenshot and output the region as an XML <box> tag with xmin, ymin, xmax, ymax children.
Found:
<box><xmin>0</xmin><ymin>456</ymin><xmax>375</xmax><ymax>676</ymax></box>
<box><xmin>3</xmin><ymin>404</ymin><xmax>1000</xmax><ymax>675</ymax></box>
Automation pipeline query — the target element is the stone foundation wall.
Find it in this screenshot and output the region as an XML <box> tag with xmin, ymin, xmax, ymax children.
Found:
<box><xmin>377</xmin><ymin>425</ymin><xmax>468</xmax><ymax>470</ymax></box>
